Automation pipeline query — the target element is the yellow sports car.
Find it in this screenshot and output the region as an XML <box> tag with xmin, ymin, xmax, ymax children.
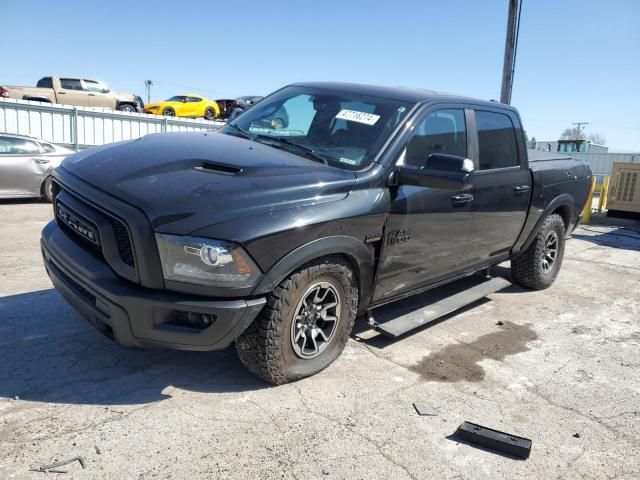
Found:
<box><xmin>144</xmin><ymin>94</ymin><xmax>220</xmax><ymax>120</ymax></box>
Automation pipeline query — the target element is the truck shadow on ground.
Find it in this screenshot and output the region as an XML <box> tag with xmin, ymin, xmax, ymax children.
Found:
<box><xmin>571</xmin><ymin>227</ymin><xmax>640</xmax><ymax>251</ymax></box>
<box><xmin>352</xmin><ymin>270</ymin><xmax>538</xmax><ymax>383</ymax></box>
<box><xmin>0</xmin><ymin>289</ymin><xmax>269</xmax><ymax>406</ymax></box>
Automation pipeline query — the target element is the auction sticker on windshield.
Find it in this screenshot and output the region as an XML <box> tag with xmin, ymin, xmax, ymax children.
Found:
<box><xmin>335</xmin><ymin>109</ymin><xmax>380</xmax><ymax>126</ymax></box>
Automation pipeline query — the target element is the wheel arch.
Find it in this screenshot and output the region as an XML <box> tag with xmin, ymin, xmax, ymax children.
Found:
<box><xmin>23</xmin><ymin>95</ymin><xmax>52</xmax><ymax>103</ymax></box>
<box><xmin>252</xmin><ymin>236</ymin><xmax>375</xmax><ymax>313</ymax></box>
<box><xmin>517</xmin><ymin>194</ymin><xmax>575</xmax><ymax>255</ymax></box>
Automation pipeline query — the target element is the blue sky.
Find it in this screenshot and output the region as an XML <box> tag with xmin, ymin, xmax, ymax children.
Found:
<box><xmin>3</xmin><ymin>0</ymin><xmax>639</xmax><ymax>151</ymax></box>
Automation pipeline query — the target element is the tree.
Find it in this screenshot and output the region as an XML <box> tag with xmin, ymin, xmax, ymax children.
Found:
<box><xmin>560</xmin><ymin>127</ymin><xmax>606</xmax><ymax>145</ymax></box>
<box><xmin>588</xmin><ymin>132</ymin><xmax>606</xmax><ymax>145</ymax></box>
<box><xmin>561</xmin><ymin>127</ymin><xmax>585</xmax><ymax>140</ymax></box>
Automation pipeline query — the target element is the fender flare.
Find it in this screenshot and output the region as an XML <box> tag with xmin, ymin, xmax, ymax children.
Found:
<box><xmin>22</xmin><ymin>95</ymin><xmax>52</xmax><ymax>103</ymax></box>
<box><xmin>516</xmin><ymin>194</ymin><xmax>576</xmax><ymax>254</ymax></box>
<box><xmin>252</xmin><ymin>236</ymin><xmax>375</xmax><ymax>312</ymax></box>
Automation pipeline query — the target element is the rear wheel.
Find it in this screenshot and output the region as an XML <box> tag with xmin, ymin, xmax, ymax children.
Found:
<box><xmin>511</xmin><ymin>213</ymin><xmax>566</xmax><ymax>290</ymax></box>
<box><xmin>236</xmin><ymin>257</ymin><xmax>358</xmax><ymax>385</ymax></box>
<box><xmin>162</xmin><ymin>107</ymin><xmax>175</xmax><ymax>117</ymax></box>
<box><xmin>204</xmin><ymin>107</ymin><xmax>216</xmax><ymax>120</ymax></box>
<box><xmin>41</xmin><ymin>176</ymin><xmax>53</xmax><ymax>203</ymax></box>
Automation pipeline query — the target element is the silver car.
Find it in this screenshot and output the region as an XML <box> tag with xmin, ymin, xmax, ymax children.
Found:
<box><xmin>0</xmin><ymin>134</ymin><xmax>73</xmax><ymax>202</ymax></box>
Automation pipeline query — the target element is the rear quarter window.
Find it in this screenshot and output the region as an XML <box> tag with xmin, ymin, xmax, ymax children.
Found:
<box><xmin>37</xmin><ymin>77</ymin><xmax>53</xmax><ymax>88</ymax></box>
<box><xmin>476</xmin><ymin>110</ymin><xmax>519</xmax><ymax>170</ymax></box>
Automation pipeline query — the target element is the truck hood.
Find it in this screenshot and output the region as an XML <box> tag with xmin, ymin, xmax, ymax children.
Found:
<box><xmin>59</xmin><ymin>132</ymin><xmax>357</xmax><ymax>234</ymax></box>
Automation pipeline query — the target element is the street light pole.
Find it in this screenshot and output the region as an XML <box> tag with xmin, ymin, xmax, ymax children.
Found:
<box><xmin>500</xmin><ymin>0</ymin><xmax>522</xmax><ymax>104</ymax></box>
<box><xmin>144</xmin><ymin>80</ymin><xmax>153</xmax><ymax>104</ymax></box>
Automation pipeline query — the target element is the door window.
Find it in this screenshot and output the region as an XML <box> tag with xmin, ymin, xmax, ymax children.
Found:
<box><xmin>403</xmin><ymin>109</ymin><xmax>467</xmax><ymax>168</ymax></box>
<box><xmin>0</xmin><ymin>137</ymin><xmax>40</xmax><ymax>154</ymax></box>
<box><xmin>60</xmin><ymin>78</ymin><xmax>83</xmax><ymax>91</ymax></box>
<box><xmin>83</xmin><ymin>80</ymin><xmax>106</xmax><ymax>93</ymax></box>
<box><xmin>475</xmin><ymin>111</ymin><xmax>519</xmax><ymax>170</ymax></box>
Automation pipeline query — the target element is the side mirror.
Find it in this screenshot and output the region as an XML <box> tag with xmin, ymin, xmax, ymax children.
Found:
<box><xmin>102</xmin><ymin>88</ymin><xmax>110</xmax><ymax>94</ymax></box>
<box><xmin>393</xmin><ymin>153</ymin><xmax>474</xmax><ymax>189</ymax></box>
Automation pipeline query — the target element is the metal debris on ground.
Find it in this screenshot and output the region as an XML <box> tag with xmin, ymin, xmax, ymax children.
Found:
<box><xmin>453</xmin><ymin>421</ymin><xmax>532</xmax><ymax>459</ymax></box>
<box><xmin>413</xmin><ymin>402</ymin><xmax>439</xmax><ymax>416</ymax></box>
<box><xmin>30</xmin><ymin>456</ymin><xmax>86</xmax><ymax>473</ymax></box>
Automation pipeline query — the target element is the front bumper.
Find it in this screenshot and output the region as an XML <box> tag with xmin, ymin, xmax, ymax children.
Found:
<box><xmin>41</xmin><ymin>221</ymin><xmax>266</xmax><ymax>351</ymax></box>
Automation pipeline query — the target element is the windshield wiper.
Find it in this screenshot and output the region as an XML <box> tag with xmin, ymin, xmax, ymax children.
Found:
<box><xmin>228</xmin><ymin>123</ymin><xmax>254</xmax><ymax>140</ymax></box>
<box><xmin>257</xmin><ymin>136</ymin><xmax>328</xmax><ymax>165</ymax></box>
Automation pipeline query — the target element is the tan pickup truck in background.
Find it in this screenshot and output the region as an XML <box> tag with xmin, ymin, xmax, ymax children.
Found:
<box><xmin>0</xmin><ymin>77</ymin><xmax>143</xmax><ymax>112</ymax></box>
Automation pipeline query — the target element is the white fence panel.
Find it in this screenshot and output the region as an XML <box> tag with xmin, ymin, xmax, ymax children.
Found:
<box><xmin>571</xmin><ymin>152</ymin><xmax>640</xmax><ymax>179</ymax></box>
<box><xmin>0</xmin><ymin>98</ymin><xmax>224</xmax><ymax>150</ymax></box>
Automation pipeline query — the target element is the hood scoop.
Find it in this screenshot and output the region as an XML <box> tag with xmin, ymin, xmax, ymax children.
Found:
<box><xmin>194</xmin><ymin>161</ymin><xmax>243</xmax><ymax>175</ymax></box>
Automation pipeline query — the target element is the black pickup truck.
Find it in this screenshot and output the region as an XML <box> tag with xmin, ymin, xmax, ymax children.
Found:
<box><xmin>41</xmin><ymin>82</ymin><xmax>592</xmax><ymax>384</ymax></box>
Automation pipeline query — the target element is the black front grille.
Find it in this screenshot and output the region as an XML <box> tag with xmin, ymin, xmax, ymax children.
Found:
<box><xmin>53</xmin><ymin>179</ymin><xmax>137</xmax><ymax>273</ymax></box>
<box><xmin>107</xmin><ymin>216</ymin><xmax>135</xmax><ymax>268</ymax></box>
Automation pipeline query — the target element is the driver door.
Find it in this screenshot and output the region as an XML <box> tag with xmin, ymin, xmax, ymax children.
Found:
<box><xmin>373</xmin><ymin>107</ymin><xmax>480</xmax><ymax>302</ymax></box>
<box><xmin>83</xmin><ymin>79</ymin><xmax>113</xmax><ymax>108</ymax></box>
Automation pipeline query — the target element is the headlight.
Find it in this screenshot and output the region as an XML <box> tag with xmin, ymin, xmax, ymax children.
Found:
<box><xmin>155</xmin><ymin>234</ymin><xmax>260</xmax><ymax>287</ymax></box>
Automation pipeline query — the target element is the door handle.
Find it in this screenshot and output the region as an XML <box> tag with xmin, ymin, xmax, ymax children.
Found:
<box><xmin>34</xmin><ymin>158</ymin><xmax>50</xmax><ymax>164</ymax></box>
<box><xmin>88</xmin><ymin>93</ymin><xmax>95</xmax><ymax>96</ymax></box>
<box><xmin>58</xmin><ymin>91</ymin><xmax>66</xmax><ymax>94</ymax></box>
<box><xmin>513</xmin><ymin>185</ymin><xmax>531</xmax><ymax>193</ymax></box>
<box><xmin>451</xmin><ymin>193</ymin><xmax>474</xmax><ymax>205</ymax></box>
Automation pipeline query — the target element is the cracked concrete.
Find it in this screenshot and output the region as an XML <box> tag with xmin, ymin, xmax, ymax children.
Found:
<box><xmin>0</xmin><ymin>201</ymin><xmax>639</xmax><ymax>479</ymax></box>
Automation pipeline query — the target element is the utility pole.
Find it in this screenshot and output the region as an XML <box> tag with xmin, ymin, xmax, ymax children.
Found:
<box><xmin>144</xmin><ymin>80</ymin><xmax>153</xmax><ymax>104</ymax></box>
<box><xmin>572</xmin><ymin>122</ymin><xmax>590</xmax><ymax>140</ymax></box>
<box><xmin>500</xmin><ymin>0</ymin><xmax>522</xmax><ymax>104</ymax></box>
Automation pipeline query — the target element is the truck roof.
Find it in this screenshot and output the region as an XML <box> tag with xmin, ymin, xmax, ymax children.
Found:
<box><xmin>292</xmin><ymin>81</ymin><xmax>514</xmax><ymax>110</ymax></box>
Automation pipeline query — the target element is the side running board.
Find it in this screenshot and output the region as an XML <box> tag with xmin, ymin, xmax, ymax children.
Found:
<box><xmin>368</xmin><ymin>276</ymin><xmax>511</xmax><ymax>338</ymax></box>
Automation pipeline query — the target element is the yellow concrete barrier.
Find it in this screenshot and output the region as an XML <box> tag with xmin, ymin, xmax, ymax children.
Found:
<box><xmin>581</xmin><ymin>176</ymin><xmax>610</xmax><ymax>224</ymax></box>
<box><xmin>597</xmin><ymin>176</ymin><xmax>610</xmax><ymax>212</ymax></box>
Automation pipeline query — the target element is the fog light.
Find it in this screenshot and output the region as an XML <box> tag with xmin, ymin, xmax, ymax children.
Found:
<box><xmin>166</xmin><ymin>310</ymin><xmax>216</xmax><ymax>330</ymax></box>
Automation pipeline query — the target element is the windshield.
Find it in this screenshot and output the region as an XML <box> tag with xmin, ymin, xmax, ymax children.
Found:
<box><xmin>221</xmin><ymin>86</ymin><xmax>413</xmax><ymax>170</ymax></box>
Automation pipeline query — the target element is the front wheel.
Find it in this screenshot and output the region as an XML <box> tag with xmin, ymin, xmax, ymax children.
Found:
<box><xmin>204</xmin><ymin>107</ymin><xmax>216</xmax><ymax>120</ymax></box>
<box><xmin>118</xmin><ymin>104</ymin><xmax>136</xmax><ymax>112</ymax></box>
<box><xmin>236</xmin><ymin>257</ymin><xmax>358</xmax><ymax>385</ymax></box>
<box><xmin>41</xmin><ymin>176</ymin><xmax>53</xmax><ymax>203</ymax></box>
<box><xmin>511</xmin><ymin>213</ymin><xmax>566</xmax><ymax>290</ymax></box>
<box><xmin>162</xmin><ymin>107</ymin><xmax>175</xmax><ymax>117</ymax></box>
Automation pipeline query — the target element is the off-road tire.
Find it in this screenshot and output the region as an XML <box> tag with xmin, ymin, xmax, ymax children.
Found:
<box><xmin>162</xmin><ymin>107</ymin><xmax>175</xmax><ymax>117</ymax></box>
<box><xmin>41</xmin><ymin>176</ymin><xmax>53</xmax><ymax>203</ymax></box>
<box><xmin>204</xmin><ymin>107</ymin><xmax>216</xmax><ymax>120</ymax></box>
<box><xmin>511</xmin><ymin>213</ymin><xmax>566</xmax><ymax>290</ymax></box>
<box><xmin>236</xmin><ymin>256</ymin><xmax>358</xmax><ymax>385</ymax></box>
